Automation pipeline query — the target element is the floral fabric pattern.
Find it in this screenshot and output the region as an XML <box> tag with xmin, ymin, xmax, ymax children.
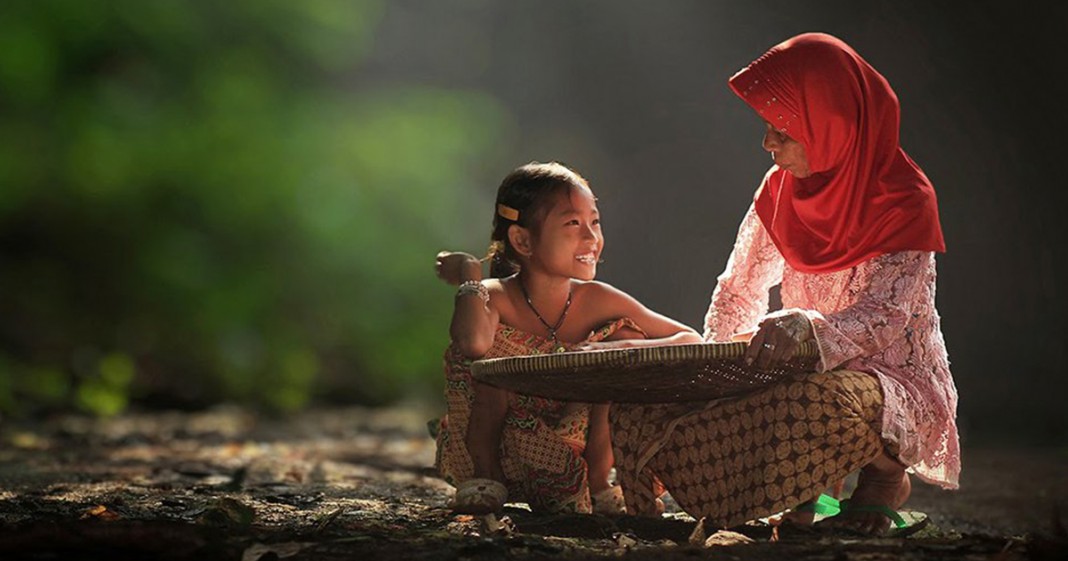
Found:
<box><xmin>435</xmin><ymin>318</ymin><xmax>644</xmax><ymax>513</ymax></box>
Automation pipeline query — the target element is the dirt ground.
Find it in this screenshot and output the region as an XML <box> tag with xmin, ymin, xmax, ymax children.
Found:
<box><xmin>0</xmin><ymin>405</ymin><xmax>1065</xmax><ymax>560</ymax></box>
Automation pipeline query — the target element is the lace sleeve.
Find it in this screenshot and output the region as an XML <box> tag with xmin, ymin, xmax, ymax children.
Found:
<box><xmin>802</xmin><ymin>251</ymin><xmax>929</xmax><ymax>372</ymax></box>
<box><xmin>703</xmin><ymin>203</ymin><xmax>785</xmax><ymax>342</ymax></box>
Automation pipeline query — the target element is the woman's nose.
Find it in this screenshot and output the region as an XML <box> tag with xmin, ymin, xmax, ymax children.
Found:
<box><xmin>762</xmin><ymin>129</ymin><xmax>780</xmax><ymax>152</ymax></box>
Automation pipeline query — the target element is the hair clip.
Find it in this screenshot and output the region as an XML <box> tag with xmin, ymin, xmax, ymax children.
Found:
<box><xmin>497</xmin><ymin>204</ymin><xmax>519</xmax><ymax>221</ymax></box>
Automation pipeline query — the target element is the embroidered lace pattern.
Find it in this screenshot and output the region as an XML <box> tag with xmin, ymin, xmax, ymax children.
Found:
<box><xmin>704</xmin><ymin>204</ymin><xmax>960</xmax><ymax>489</ymax></box>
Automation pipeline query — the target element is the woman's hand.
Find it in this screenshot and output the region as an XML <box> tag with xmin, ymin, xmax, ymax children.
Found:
<box><xmin>744</xmin><ymin>310</ymin><xmax>813</xmax><ymax>370</ymax></box>
<box><xmin>435</xmin><ymin>251</ymin><xmax>482</xmax><ymax>286</ymax></box>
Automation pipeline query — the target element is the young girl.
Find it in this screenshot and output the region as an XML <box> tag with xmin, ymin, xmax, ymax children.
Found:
<box><xmin>434</xmin><ymin>161</ymin><xmax>702</xmax><ymax>515</ymax></box>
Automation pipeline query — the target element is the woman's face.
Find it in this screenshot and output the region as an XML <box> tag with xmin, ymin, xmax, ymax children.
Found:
<box><xmin>762</xmin><ymin>122</ymin><xmax>811</xmax><ymax>178</ymax></box>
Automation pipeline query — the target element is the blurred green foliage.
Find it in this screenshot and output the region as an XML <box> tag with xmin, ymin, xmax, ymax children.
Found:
<box><xmin>0</xmin><ymin>1</ymin><xmax>505</xmax><ymax>416</ymax></box>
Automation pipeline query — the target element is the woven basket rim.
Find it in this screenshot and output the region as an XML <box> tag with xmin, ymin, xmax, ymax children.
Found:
<box><xmin>471</xmin><ymin>340</ymin><xmax>819</xmax><ymax>378</ymax></box>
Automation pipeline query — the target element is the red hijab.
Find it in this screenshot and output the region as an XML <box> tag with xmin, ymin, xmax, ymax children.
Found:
<box><xmin>728</xmin><ymin>33</ymin><xmax>945</xmax><ymax>274</ymax></box>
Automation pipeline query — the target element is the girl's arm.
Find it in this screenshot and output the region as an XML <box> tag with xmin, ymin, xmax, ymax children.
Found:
<box><xmin>436</xmin><ymin>251</ymin><xmax>499</xmax><ymax>358</ymax></box>
<box><xmin>465</xmin><ymin>382</ymin><xmax>509</xmax><ymax>482</ymax></box>
<box><xmin>579</xmin><ymin>282</ymin><xmax>703</xmax><ymax>350</ymax></box>
<box><xmin>584</xmin><ymin>402</ymin><xmax>614</xmax><ymax>492</ymax></box>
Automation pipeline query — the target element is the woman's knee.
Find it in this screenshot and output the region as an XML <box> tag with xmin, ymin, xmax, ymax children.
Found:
<box><xmin>797</xmin><ymin>370</ymin><xmax>882</xmax><ymax>423</ymax></box>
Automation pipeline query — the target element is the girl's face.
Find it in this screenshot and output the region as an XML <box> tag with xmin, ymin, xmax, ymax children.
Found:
<box><xmin>528</xmin><ymin>185</ymin><xmax>603</xmax><ymax>281</ymax></box>
<box><xmin>762</xmin><ymin>122</ymin><xmax>811</xmax><ymax>178</ymax></box>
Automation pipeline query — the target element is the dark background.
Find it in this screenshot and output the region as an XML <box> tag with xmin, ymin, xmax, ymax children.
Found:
<box><xmin>2</xmin><ymin>1</ymin><xmax>1064</xmax><ymax>445</ymax></box>
<box><xmin>372</xmin><ymin>1</ymin><xmax>1067</xmax><ymax>444</ymax></box>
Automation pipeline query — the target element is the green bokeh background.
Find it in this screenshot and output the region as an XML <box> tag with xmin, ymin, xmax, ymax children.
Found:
<box><xmin>0</xmin><ymin>1</ymin><xmax>504</xmax><ymax>416</ymax></box>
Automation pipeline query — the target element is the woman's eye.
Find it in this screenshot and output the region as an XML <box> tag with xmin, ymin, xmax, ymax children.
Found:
<box><xmin>592</xmin><ymin>219</ymin><xmax>601</xmax><ymax>226</ymax></box>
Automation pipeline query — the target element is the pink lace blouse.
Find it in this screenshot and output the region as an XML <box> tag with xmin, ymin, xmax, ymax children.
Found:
<box><xmin>704</xmin><ymin>204</ymin><xmax>960</xmax><ymax>489</ymax></box>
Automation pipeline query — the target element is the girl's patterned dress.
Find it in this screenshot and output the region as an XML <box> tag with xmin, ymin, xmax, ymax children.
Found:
<box><xmin>435</xmin><ymin>318</ymin><xmax>642</xmax><ymax>513</ymax></box>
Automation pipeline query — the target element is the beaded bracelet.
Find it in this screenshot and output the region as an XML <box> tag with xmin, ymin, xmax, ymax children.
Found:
<box><xmin>456</xmin><ymin>280</ymin><xmax>490</xmax><ymax>306</ymax></box>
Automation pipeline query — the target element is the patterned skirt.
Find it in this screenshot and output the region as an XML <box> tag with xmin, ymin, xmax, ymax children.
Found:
<box><xmin>609</xmin><ymin>369</ymin><xmax>884</xmax><ymax>527</ymax></box>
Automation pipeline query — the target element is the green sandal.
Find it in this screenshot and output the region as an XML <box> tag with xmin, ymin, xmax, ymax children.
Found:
<box><xmin>830</xmin><ymin>499</ymin><xmax>930</xmax><ymax>538</ymax></box>
<box><xmin>794</xmin><ymin>493</ymin><xmax>842</xmax><ymax>517</ymax></box>
<box><xmin>774</xmin><ymin>494</ymin><xmax>840</xmax><ymax>535</ymax></box>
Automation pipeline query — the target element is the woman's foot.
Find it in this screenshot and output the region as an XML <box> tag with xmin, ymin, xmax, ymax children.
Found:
<box><xmin>825</xmin><ymin>455</ymin><xmax>911</xmax><ymax>535</ymax></box>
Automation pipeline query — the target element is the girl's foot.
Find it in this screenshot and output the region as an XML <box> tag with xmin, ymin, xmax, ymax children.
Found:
<box><xmin>452</xmin><ymin>478</ymin><xmax>508</xmax><ymax>514</ymax></box>
<box><xmin>591</xmin><ymin>484</ymin><xmax>627</xmax><ymax>515</ymax></box>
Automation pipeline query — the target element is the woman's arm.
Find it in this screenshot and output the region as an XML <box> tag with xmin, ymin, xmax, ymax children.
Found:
<box><xmin>704</xmin><ymin>201</ymin><xmax>785</xmax><ymax>342</ymax></box>
<box><xmin>801</xmin><ymin>251</ymin><xmax>931</xmax><ymax>372</ymax></box>
<box><xmin>435</xmin><ymin>251</ymin><xmax>499</xmax><ymax>358</ymax></box>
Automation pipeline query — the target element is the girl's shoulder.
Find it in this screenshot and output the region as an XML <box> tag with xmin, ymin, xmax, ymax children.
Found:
<box><xmin>572</xmin><ymin>278</ymin><xmax>607</xmax><ymax>290</ymax></box>
<box><xmin>573</xmin><ymin>279</ymin><xmax>627</xmax><ymax>298</ymax></box>
<box><xmin>482</xmin><ymin>277</ymin><xmax>514</xmax><ymax>314</ymax></box>
<box><xmin>572</xmin><ymin>279</ymin><xmax>640</xmax><ymax>310</ymax></box>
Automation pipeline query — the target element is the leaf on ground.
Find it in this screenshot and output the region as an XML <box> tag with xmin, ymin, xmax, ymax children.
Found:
<box><xmin>479</xmin><ymin>513</ymin><xmax>515</xmax><ymax>537</ymax></box>
<box><xmin>81</xmin><ymin>504</ymin><xmax>121</xmax><ymax>521</ymax></box>
<box><xmin>241</xmin><ymin>542</ymin><xmax>309</xmax><ymax>561</ymax></box>
<box><xmin>688</xmin><ymin>517</ymin><xmax>707</xmax><ymax>545</ymax></box>
<box><xmin>703</xmin><ymin>529</ymin><xmax>755</xmax><ymax>547</ymax></box>
<box><xmin>314</xmin><ymin>507</ymin><xmax>345</xmax><ymax>533</ymax></box>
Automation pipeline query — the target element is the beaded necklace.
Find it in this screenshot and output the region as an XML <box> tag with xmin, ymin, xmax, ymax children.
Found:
<box><xmin>518</xmin><ymin>278</ymin><xmax>572</xmax><ymax>353</ymax></box>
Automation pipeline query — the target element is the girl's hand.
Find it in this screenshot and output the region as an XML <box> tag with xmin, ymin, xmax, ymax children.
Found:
<box><xmin>435</xmin><ymin>251</ymin><xmax>482</xmax><ymax>286</ymax></box>
<box><xmin>576</xmin><ymin>328</ymin><xmax>700</xmax><ymax>352</ymax></box>
<box><xmin>744</xmin><ymin>310</ymin><xmax>813</xmax><ymax>370</ymax></box>
<box><xmin>576</xmin><ymin>325</ymin><xmax>648</xmax><ymax>351</ymax></box>
<box><xmin>575</xmin><ymin>340</ymin><xmax>639</xmax><ymax>352</ymax></box>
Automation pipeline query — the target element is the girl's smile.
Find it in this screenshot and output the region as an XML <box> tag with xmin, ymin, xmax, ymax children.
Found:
<box><xmin>576</xmin><ymin>252</ymin><xmax>598</xmax><ymax>265</ymax></box>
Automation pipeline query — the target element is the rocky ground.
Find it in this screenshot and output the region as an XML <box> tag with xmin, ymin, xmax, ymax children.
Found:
<box><xmin>0</xmin><ymin>405</ymin><xmax>1065</xmax><ymax>560</ymax></box>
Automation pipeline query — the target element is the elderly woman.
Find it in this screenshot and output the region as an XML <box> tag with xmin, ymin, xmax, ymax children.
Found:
<box><xmin>609</xmin><ymin>33</ymin><xmax>959</xmax><ymax>535</ymax></box>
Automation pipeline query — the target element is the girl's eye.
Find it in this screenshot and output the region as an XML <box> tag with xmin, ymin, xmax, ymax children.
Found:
<box><xmin>592</xmin><ymin>219</ymin><xmax>601</xmax><ymax>226</ymax></box>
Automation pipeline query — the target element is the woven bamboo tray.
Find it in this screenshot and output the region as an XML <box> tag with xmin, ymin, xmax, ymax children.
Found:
<box><xmin>471</xmin><ymin>341</ymin><xmax>820</xmax><ymax>403</ymax></box>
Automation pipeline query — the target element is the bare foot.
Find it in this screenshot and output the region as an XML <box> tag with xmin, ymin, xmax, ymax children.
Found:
<box><xmin>826</xmin><ymin>456</ymin><xmax>911</xmax><ymax>535</ymax></box>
